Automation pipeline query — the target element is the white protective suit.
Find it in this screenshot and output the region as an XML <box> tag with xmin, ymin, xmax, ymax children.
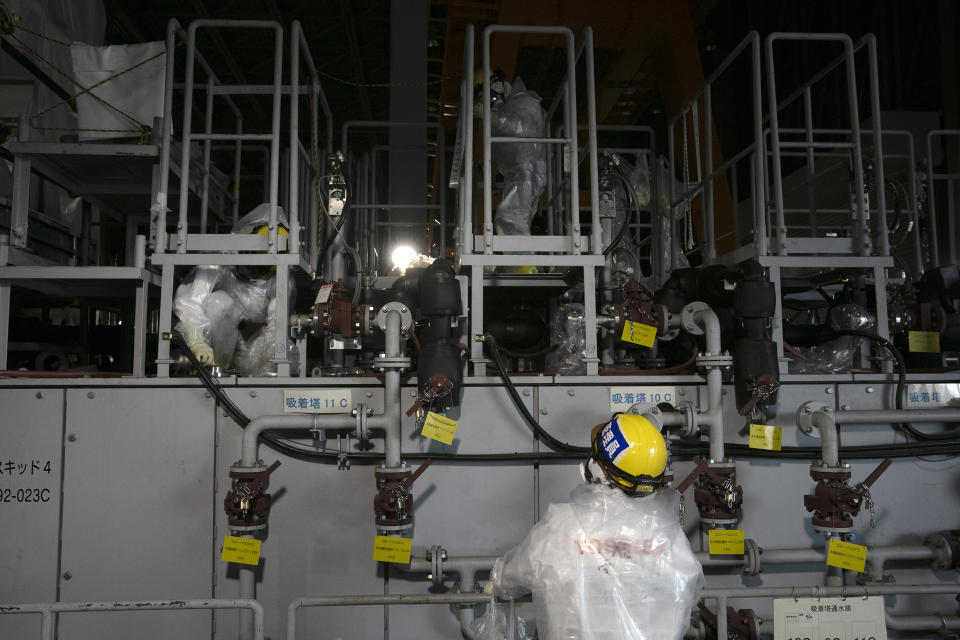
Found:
<box><xmin>486</xmin><ymin>483</ymin><xmax>703</xmax><ymax>640</ymax></box>
<box><xmin>173</xmin><ymin>205</ymin><xmax>297</xmax><ymax>376</ymax></box>
<box><xmin>491</xmin><ymin>77</ymin><xmax>547</xmax><ymax>236</ymax></box>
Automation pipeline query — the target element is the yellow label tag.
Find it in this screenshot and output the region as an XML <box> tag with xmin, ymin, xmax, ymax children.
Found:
<box><xmin>908</xmin><ymin>330</ymin><xmax>940</xmax><ymax>353</ymax></box>
<box><xmin>826</xmin><ymin>539</ymin><xmax>867</xmax><ymax>572</ymax></box>
<box><xmin>635</xmin><ymin>484</ymin><xmax>654</xmax><ymax>494</ymax></box>
<box><xmin>708</xmin><ymin>529</ymin><xmax>745</xmax><ymax>555</ymax></box>
<box><xmin>748</xmin><ymin>424</ymin><xmax>782</xmax><ymax>451</ymax></box>
<box><xmin>620</xmin><ymin>321</ymin><xmax>657</xmax><ymax>347</ymax></box>
<box><xmin>372</xmin><ymin>535</ymin><xmax>412</xmax><ymax>564</ymax></box>
<box><xmin>420</xmin><ymin>411</ymin><xmax>458</xmax><ymax>445</ymax></box>
<box><xmin>221</xmin><ymin>536</ymin><xmax>262</xmax><ymax>566</ymax></box>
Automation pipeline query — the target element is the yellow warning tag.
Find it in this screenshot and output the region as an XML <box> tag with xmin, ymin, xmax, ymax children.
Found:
<box><xmin>621</xmin><ymin>321</ymin><xmax>657</xmax><ymax>347</ymax></box>
<box><xmin>372</xmin><ymin>535</ymin><xmax>412</xmax><ymax>564</ymax></box>
<box><xmin>420</xmin><ymin>411</ymin><xmax>458</xmax><ymax>445</ymax></box>
<box><xmin>749</xmin><ymin>424</ymin><xmax>782</xmax><ymax>451</ymax></box>
<box><xmin>708</xmin><ymin>529</ymin><xmax>745</xmax><ymax>555</ymax></box>
<box><xmin>826</xmin><ymin>539</ymin><xmax>867</xmax><ymax>572</ymax></box>
<box><xmin>908</xmin><ymin>331</ymin><xmax>940</xmax><ymax>353</ymax></box>
<box><xmin>635</xmin><ymin>484</ymin><xmax>654</xmax><ymax>494</ymax></box>
<box><xmin>221</xmin><ymin>536</ymin><xmax>262</xmax><ymax>566</ymax></box>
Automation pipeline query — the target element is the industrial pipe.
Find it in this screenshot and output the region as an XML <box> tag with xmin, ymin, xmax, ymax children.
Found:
<box><xmin>690</xmin><ymin>305</ymin><xmax>726</xmax><ymax>462</ymax></box>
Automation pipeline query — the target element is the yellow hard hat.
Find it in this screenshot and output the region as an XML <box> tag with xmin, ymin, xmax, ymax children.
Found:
<box><xmin>591</xmin><ymin>414</ymin><xmax>667</xmax><ymax>495</ymax></box>
<box><xmin>254</xmin><ymin>224</ymin><xmax>288</xmax><ymax>236</ymax></box>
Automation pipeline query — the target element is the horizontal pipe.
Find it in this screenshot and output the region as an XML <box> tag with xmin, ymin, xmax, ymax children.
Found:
<box><xmin>835</xmin><ymin>409</ymin><xmax>960</xmax><ymax>424</ymax></box>
<box><xmin>242</xmin><ymin>413</ymin><xmax>360</xmax><ymax>467</ymax></box>
<box><xmin>191</xmin><ymin>133</ymin><xmax>273</xmax><ymax>141</ymax></box>
<box><xmin>488</xmin><ymin>136</ymin><xmax>573</xmax><ymax>145</ymax></box>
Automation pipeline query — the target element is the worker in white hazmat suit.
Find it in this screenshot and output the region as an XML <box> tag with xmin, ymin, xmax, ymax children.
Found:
<box><xmin>174</xmin><ymin>204</ymin><xmax>298</xmax><ymax>376</ymax></box>
<box><xmin>481</xmin><ymin>414</ymin><xmax>703</xmax><ymax>639</ymax></box>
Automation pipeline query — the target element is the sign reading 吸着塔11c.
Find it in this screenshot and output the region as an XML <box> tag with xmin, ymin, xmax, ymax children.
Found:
<box><xmin>608</xmin><ymin>386</ymin><xmax>677</xmax><ymax>412</ymax></box>
<box><xmin>282</xmin><ymin>389</ymin><xmax>353</xmax><ymax>414</ymax></box>
<box><xmin>774</xmin><ymin>596</ymin><xmax>886</xmax><ymax>640</ymax></box>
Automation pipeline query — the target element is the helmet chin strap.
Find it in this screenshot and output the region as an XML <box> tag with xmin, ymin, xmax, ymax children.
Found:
<box><xmin>581</xmin><ymin>458</ymin><xmax>610</xmax><ymax>486</ymax></box>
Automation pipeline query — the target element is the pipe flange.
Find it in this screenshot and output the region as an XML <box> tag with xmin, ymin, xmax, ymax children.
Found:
<box><xmin>627</xmin><ymin>402</ymin><xmax>663</xmax><ymax>429</ymax></box>
<box><xmin>376</xmin><ymin>301</ymin><xmax>414</xmax><ymax>334</ymax></box>
<box><xmin>429</xmin><ymin>545</ymin><xmax>447</xmax><ymax>589</ymax></box>
<box><xmin>696</xmin><ymin>352</ymin><xmax>733</xmax><ymax>369</ymax></box>
<box><xmin>681</xmin><ymin>401</ymin><xmax>697</xmax><ymax>436</ymax></box>
<box><xmin>679</xmin><ymin>301</ymin><xmax>711</xmax><ymax>335</ymax></box>
<box><xmin>353</xmin><ymin>403</ymin><xmax>370</xmax><ymax>441</ymax></box>
<box><xmin>742</xmin><ymin>538</ymin><xmax>761</xmax><ymax>576</ymax></box>
<box><xmin>230</xmin><ymin>523</ymin><xmax>267</xmax><ymax>534</ymax></box>
<box><xmin>925</xmin><ymin>530</ymin><xmax>960</xmax><ymax>570</ymax></box>
<box><xmin>797</xmin><ymin>401</ymin><xmax>831</xmax><ymax>435</ymax></box>
<box><xmin>373</xmin><ymin>355</ymin><xmax>412</xmax><ymax>371</ymax></box>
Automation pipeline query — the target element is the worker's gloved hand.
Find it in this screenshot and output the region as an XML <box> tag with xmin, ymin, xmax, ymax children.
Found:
<box><xmin>483</xmin><ymin>581</ymin><xmax>494</xmax><ymax>595</ymax></box>
<box><xmin>190</xmin><ymin>342</ymin><xmax>215</xmax><ymax>365</ymax></box>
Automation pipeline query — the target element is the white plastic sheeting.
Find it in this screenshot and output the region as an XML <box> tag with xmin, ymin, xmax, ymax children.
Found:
<box><xmin>70</xmin><ymin>41</ymin><xmax>165</xmax><ymax>140</ymax></box>
<box><xmin>481</xmin><ymin>484</ymin><xmax>703</xmax><ymax>640</ymax></box>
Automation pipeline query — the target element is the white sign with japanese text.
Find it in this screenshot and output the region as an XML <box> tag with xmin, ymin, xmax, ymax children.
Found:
<box><xmin>609</xmin><ymin>386</ymin><xmax>677</xmax><ymax>412</ymax></box>
<box><xmin>774</xmin><ymin>596</ymin><xmax>886</xmax><ymax>640</ymax></box>
<box><xmin>906</xmin><ymin>382</ymin><xmax>960</xmax><ymax>408</ymax></box>
<box><xmin>283</xmin><ymin>389</ymin><xmax>353</xmax><ymax>413</ymax></box>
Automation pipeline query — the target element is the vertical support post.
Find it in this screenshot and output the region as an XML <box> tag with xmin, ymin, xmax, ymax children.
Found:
<box><xmin>704</xmin><ymin>85</ymin><xmax>716</xmax><ymax>261</ymax></box>
<box><xmin>842</xmin><ymin>37</ymin><xmax>869</xmax><ymax>256</ymax></box>
<box><xmin>133</xmin><ymin>278</ymin><xmax>148</xmax><ymax>377</ymax></box>
<box><xmin>10</xmin><ymin>115</ymin><xmax>31</xmax><ymax>249</ymax></box>
<box><xmin>289</xmin><ymin>23</ymin><xmax>301</xmax><ymax>257</ymax></box>
<box><xmin>667</xmin><ymin>121</ymin><xmax>678</xmax><ymax>269</ymax></box>
<box><xmin>200</xmin><ymin>76</ymin><xmax>214</xmax><ymax>234</ymax></box>
<box><xmin>274</xmin><ymin>262</ymin><xmax>290</xmax><ymax>377</ymax></box>
<box><xmin>177</xmin><ymin>25</ymin><xmax>199</xmax><ymax>253</ymax></box>
<box><xmin>751</xmin><ymin>34</ymin><xmax>768</xmax><ymax>256</ymax></box>
<box><xmin>470</xmin><ymin>264</ymin><xmax>485</xmax><ymax>376</ymax></box>
<box><xmin>233</xmin><ymin>118</ymin><xmax>243</xmax><ymax>227</ymax></box>
<box><xmin>769</xmin><ymin>263</ymin><xmax>787</xmax><ymax>374</ymax></box>
<box><xmin>267</xmin><ymin>24</ymin><xmax>284</xmax><ymax>255</ymax></box>
<box><xmin>482</xmin><ymin>28</ymin><xmax>494</xmax><ymax>255</ymax></box>
<box><xmin>157</xmin><ymin>262</ymin><xmax>175</xmax><ymax>377</ymax></box>
<box><xmin>583</xmin><ymin>28</ymin><xmax>602</xmax><ymax>256</ymax></box>
<box><xmin>154</xmin><ymin>20</ymin><xmax>178</xmax><ymax>254</ymax></box>
<box><xmin>439</xmin><ymin>126</ymin><xmax>447</xmax><ymax>256</ymax></box>
<box><xmin>926</xmin><ymin>132</ymin><xmax>940</xmax><ymax>268</ymax></box>
<box><xmin>582</xmin><ymin>266</ymin><xmax>599</xmax><ymax>375</ymax></box>
<box><xmin>462</xmin><ymin>25</ymin><xmax>475</xmax><ymax>257</ymax></box>
<box><xmin>764</xmin><ymin>36</ymin><xmax>788</xmax><ymax>256</ymax></box>
<box><xmin>803</xmin><ymin>87</ymin><xmax>818</xmax><ymax>236</ymax></box>
<box><xmin>0</xmin><ymin>236</ymin><xmax>9</xmax><ymax>369</ymax></box>
<box><xmin>866</xmin><ymin>35</ymin><xmax>889</xmax><ymax>257</ymax></box>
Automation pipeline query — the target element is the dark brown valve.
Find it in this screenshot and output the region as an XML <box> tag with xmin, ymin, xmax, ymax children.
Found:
<box><xmin>804</xmin><ymin>458</ymin><xmax>892</xmax><ymax>530</ymax></box>
<box><xmin>697</xmin><ymin>601</ymin><xmax>759</xmax><ymax>640</ymax></box>
<box><xmin>405</xmin><ymin>374</ymin><xmax>454</xmax><ymax>417</ymax></box>
<box><xmin>694</xmin><ymin>463</ymin><xmax>743</xmax><ymax>522</ymax></box>
<box><xmin>224</xmin><ymin>460</ymin><xmax>281</xmax><ymax>528</ymax></box>
<box><xmin>373</xmin><ymin>459</ymin><xmax>432</xmax><ymax>528</ymax></box>
<box><xmin>738</xmin><ymin>374</ymin><xmax>780</xmax><ymax>416</ymax></box>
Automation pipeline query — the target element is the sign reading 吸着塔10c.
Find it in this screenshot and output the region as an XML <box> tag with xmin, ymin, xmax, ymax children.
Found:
<box><xmin>282</xmin><ymin>389</ymin><xmax>353</xmax><ymax>414</ymax></box>
<box><xmin>609</xmin><ymin>386</ymin><xmax>677</xmax><ymax>413</ymax></box>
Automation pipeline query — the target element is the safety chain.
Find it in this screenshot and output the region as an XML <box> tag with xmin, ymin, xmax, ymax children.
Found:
<box><xmin>5</xmin><ymin>15</ymin><xmax>167</xmax><ymax>141</ymax></box>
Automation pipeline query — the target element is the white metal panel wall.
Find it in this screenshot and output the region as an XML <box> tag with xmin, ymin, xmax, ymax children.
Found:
<box><xmin>57</xmin><ymin>387</ymin><xmax>216</xmax><ymax>639</ymax></box>
<box><xmin>0</xmin><ymin>389</ymin><xmax>64</xmax><ymax>639</ymax></box>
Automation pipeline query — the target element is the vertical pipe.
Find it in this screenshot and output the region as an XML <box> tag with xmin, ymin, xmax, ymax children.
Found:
<box><xmin>40</xmin><ymin>609</ymin><xmax>54</xmax><ymax>640</ymax></box>
<box><xmin>482</xmin><ymin>27</ymin><xmax>494</xmax><ymax>254</ymax></box>
<box><xmin>668</xmin><ymin>122</ymin><xmax>677</xmax><ymax>270</ymax></box>
<box><xmin>155</xmin><ymin>20</ymin><xmax>178</xmax><ymax>254</ymax></box>
<box><xmin>177</xmin><ymin>25</ymin><xmax>199</xmax><ymax>253</ymax></box>
<box><xmin>949</xmin><ymin>180</ymin><xmax>958</xmax><ymax>265</ymax></box>
<box><xmin>239</xmin><ymin>566</ymin><xmax>256</xmax><ymax>640</ymax></box>
<box><xmin>704</xmin><ymin>85</ymin><xmax>716</xmax><ymax>261</ymax></box>
<box><xmin>584</xmin><ymin>28</ymin><xmax>602</xmax><ymax>256</ymax></box>
<box><xmin>906</xmin><ymin>133</ymin><xmax>923</xmax><ymax>274</ymax></box>
<box><xmin>384</xmin><ymin>309</ymin><xmax>402</xmax><ymax>468</ymax></box>
<box><xmin>439</xmin><ymin>126</ymin><xmax>447</xmax><ymax>256</ymax></box>
<box><xmin>267</xmin><ymin>25</ymin><xmax>283</xmax><ymax>255</ymax></box>
<box><xmin>233</xmin><ymin>118</ymin><xmax>243</xmax><ymax>227</ymax></box>
<box><xmin>200</xmin><ymin>76</ymin><xmax>214</xmax><ymax>234</ymax></box>
<box><xmin>310</xmin><ymin>80</ymin><xmax>319</xmax><ymax>272</ymax></box>
<box><xmin>716</xmin><ymin>596</ymin><xmax>728</xmax><ymax>640</ymax></box>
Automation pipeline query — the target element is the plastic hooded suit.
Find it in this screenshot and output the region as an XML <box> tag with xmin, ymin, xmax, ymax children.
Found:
<box><xmin>490</xmin><ymin>77</ymin><xmax>547</xmax><ymax>236</ymax></box>
<box><xmin>174</xmin><ymin>204</ymin><xmax>298</xmax><ymax>376</ymax></box>
<box><xmin>484</xmin><ymin>483</ymin><xmax>703</xmax><ymax>640</ymax></box>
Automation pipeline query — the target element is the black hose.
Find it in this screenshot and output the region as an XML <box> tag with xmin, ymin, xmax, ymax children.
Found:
<box><xmin>833</xmin><ymin>329</ymin><xmax>960</xmax><ymax>442</ymax></box>
<box><xmin>483</xmin><ymin>333</ymin><xmax>592</xmax><ymax>453</ymax></box>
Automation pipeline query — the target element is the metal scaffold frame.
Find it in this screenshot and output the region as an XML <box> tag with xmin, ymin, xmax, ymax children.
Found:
<box><xmin>152</xmin><ymin>19</ymin><xmax>333</xmax><ymax>377</ymax></box>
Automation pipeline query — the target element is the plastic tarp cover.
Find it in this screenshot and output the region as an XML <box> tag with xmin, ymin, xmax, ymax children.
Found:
<box><xmin>70</xmin><ymin>41</ymin><xmax>165</xmax><ymax>140</ymax></box>
<box><xmin>483</xmin><ymin>484</ymin><xmax>703</xmax><ymax>640</ymax></box>
<box><xmin>491</xmin><ymin>77</ymin><xmax>547</xmax><ymax>236</ymax></box>
<box><xmin>547</xmin><ymin>303</ymin><xmax>586</xmax><ymax>376</ymax></box>
<box><xmin>788</xmin><ymin>304</ymin><xmax>875</xmax><ymax>374</ymax></box>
